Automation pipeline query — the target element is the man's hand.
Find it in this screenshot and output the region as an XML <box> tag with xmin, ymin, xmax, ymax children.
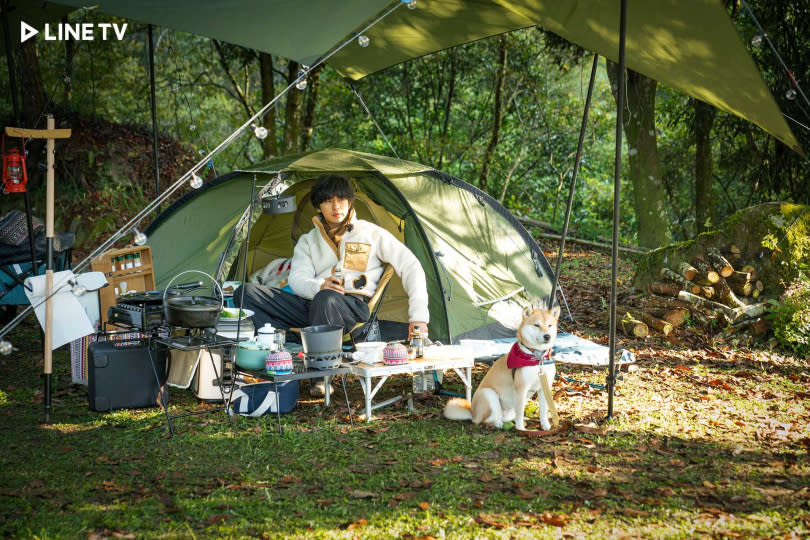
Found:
<box><xmin>408</xmin><ymin>321</ymin><xmax>428</xmax><ymax>337</ymax></box>
<box><xmin>320</xmin><ymin>275</ymin><xmax>345</xmax><ymax>294</ymax></box>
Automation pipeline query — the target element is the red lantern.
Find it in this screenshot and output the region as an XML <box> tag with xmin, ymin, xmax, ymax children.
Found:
<box><xmin>2</xmin><ymin>135</ymin><xmax>28</xmax><ymax>194</ymax></box>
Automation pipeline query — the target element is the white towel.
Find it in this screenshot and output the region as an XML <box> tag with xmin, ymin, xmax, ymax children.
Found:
<box><xmin>24</xmin><ymin>270</ymin><xmax>95</xmax><ymax>349</ymax></box>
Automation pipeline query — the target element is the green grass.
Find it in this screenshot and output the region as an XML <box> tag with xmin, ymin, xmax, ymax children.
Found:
<box><xmin>1</xmin><ymin>247</ymin><xmax>808</xmax><ymax>538</ymax></box>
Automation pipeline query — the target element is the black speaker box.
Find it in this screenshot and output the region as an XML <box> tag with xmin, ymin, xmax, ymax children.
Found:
<box><xmin>88</xmin><ymin>339</ymin><xmax>168</xmax><ymax>412</ymax></box>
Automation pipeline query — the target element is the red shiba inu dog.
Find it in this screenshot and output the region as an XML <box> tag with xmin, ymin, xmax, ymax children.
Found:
<box><xmin>444</xmin><ymin>304</ymin><xmax>560</xmax><ymax>431</ymax></box>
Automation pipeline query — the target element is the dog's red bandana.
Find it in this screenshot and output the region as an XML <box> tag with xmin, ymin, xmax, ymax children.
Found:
<box><xmin>506</xmin><ymin>342</ymin><xmax>553</xmax><ymax>368</ymax></box>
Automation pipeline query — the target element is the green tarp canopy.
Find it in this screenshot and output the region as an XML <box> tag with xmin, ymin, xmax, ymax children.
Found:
<box><xmin>47</xmin><ymin>0</ymin><xmax>798</xmax><ymax>152</ymax></box>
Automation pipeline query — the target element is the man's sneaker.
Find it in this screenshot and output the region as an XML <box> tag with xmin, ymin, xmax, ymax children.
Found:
<box><xmin>309</xmin><ymin>379</ymin><xmax>335</xmax><ymax>397</ymax></box>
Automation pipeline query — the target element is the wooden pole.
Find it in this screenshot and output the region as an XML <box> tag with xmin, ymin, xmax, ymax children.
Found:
<box><xmin>6</xmin><ymin>121</ymin><xmax>71</xmax><ymax>422</ymax></box>
<box><xmin>44</xmin><ymin>116</ymin><xmax>55</xmax><ymax>422</ymax></box>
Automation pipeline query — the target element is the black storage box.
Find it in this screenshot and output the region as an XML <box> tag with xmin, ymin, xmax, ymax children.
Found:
<box><xmin>88</xmin><ymin>338</ymin><xmax>168</xmax><ymax>412</ymax></box>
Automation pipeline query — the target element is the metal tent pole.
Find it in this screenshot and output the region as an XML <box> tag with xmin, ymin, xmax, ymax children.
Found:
<box><xmin>148</xmin><ymin>24</ymin><xmax>161</xmax><ymax>213</ymax></box>
<box><xmin>548</xmin><ymin>53</ymin><xmax>600</xmax><ymax>310</ymax></box>
<box><xmin>607</xmin><ymin>0</ymin><xmax>628</xmax><ymax>420</ymax></box>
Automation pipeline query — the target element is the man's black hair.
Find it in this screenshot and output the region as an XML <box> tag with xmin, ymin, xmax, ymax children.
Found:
<box><xmin>311</xmin><ymin>174</ymin><xmax>355</xmax><ymax>208</ymax></box>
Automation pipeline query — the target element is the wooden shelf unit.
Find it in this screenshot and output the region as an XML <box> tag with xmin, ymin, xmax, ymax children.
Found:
<box><xmin>90</xmin><ymin>246</ymin><xmax>155</xmax><ymax>326</ymax></box>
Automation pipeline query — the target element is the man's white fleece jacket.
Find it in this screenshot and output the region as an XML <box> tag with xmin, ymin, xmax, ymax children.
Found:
<box><xmin>288</xmin><ymin>214</ymin><xmax>430</xmax><ymax>323</ymax></box>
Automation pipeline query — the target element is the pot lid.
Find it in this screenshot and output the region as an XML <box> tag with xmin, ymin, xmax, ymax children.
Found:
<box><xmin>165</xmin><ymin>296</ymin><xmax>221</xmax><ymax>310</ymax></box>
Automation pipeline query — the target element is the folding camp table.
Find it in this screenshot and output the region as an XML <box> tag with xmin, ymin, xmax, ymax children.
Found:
<box><xmin>349</xmin><ymin>349</ymin><xmax>474</xmax><ymax>422</ymax></box>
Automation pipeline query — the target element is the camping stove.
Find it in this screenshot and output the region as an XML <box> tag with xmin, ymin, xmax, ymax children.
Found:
<box><xmin>303</xmin><ymin>350</ymin><xmax>344</xmax><ymax>370</ymax></box>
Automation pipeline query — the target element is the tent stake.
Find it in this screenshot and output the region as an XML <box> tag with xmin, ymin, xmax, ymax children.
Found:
<box><xmin>607</xmin><ymin>0</ymin><xmax>628</xmax><ymax>421</ymax></box>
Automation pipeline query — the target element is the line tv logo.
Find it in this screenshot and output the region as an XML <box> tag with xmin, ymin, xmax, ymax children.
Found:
<box><xmin>20</xmin><ymin>21</ymin><xmax>128</xmax><ymax>43</ymax></box>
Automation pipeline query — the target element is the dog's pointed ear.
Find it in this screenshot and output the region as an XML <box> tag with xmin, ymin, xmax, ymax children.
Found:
<box><xmin>551</xmin><ymin>305</ymin><xmax>561</xmax><ymax>319</ymax></box>
<box><xmin>522</xmin><ymin>304</ymin><xmax>537</xmax><ymax>319</ymax></box>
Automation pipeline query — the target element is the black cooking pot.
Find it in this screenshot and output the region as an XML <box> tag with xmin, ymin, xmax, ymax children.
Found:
<box><xmin>162</xmin><ymin>271</ymin><xmax>223</xmax><ymax>328</ymax></box>
<box><xmin>164</xmin><ymin>295</ymin><xmax>222</xmax><ymax>328</ymax></box>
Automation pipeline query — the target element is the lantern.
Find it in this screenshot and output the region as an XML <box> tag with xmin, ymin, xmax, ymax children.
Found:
<box><xmin>2</xmin><ymin>136</ymin><xmax>28</xmax><ymax>194</ymax></box>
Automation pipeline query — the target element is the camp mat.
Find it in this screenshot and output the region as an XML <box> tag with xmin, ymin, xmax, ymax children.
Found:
<box><xmin>459</xmin><ymin>333</ymin><xmax>636</xmax><ymax>367</ymax></box>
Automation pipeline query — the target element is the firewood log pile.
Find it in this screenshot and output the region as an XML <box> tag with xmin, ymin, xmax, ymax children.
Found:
<box><xmin>628</xmin><ymin>245</ymin><xmax>770</xmax><ymax>338</ymax></box>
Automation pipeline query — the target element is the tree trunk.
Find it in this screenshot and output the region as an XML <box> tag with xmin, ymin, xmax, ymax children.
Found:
<box><xmin>282</xmin><ymin>61</ymin><xmax>303</xmax><ymax>155</ymax></box>
<box><xmin>259</xmin><ymin>53</ymin><xmax>278</xmax><ymax>158</ymax></box>
<box><xmin>15</xmin><ymin>39</ymin><xmax>48</xmax><ymax>193</ymax></box>
<box><xmin>63</xmin><ymin>16</ymin><xmax>75</xmax><ymax>110</ymax></box>
<box><xmin>300</xmin><ymin>65</ymin><xmax>323</xmax><ymax>152</ymax></box>
<box><xmin>606</xmin><ymin>63</ymin><xmax>670</xmax><ymax>248</ymax></box>
<box><xmin>478</xmin><ymin>35</ymin><xmax>507</xmax><ymax>193</ymax></box>
<box><xmin>693</xmin><ymin>98</ymin><xmax>715</xmax><ymax>234</ymax></box>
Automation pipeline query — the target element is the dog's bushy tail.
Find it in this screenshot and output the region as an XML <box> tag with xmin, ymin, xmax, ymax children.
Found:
<box><xmin>443</xmin><ymin>398</ymin><xmax>473</xmax><ymax>421</ymax></box>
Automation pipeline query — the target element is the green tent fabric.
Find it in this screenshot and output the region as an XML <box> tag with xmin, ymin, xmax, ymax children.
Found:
<box><xmin>146</xmin><ymin>148</ymin><xmax>557</xmax><ymax>343</ymax></box>
<box><xmin>52</xmin><ymin>0</ymin><xmax>799</xmax><ymax>152</ymax></box>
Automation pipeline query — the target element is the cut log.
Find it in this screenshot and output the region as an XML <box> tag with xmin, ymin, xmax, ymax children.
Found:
<box><xmin>729</xmin><ymin>316</ymin><xmax>771</xmax><ymax>336</ymax></box>
<box><xmin>751</xmin><ymin>289</ymin><xmax>761</xmax><ymax>299</ymax></box>
<box><xmin>707</xmin><ymin>248</ymin><xmax>734</xmax><ymax>277</ymax></box>
<box><xmin>620</xmin><ymin>313</ymin><xmax>649</xmax><ymax>338</ymax></box>
<box><xmin>730</xmin><ymin>302</ymin><xmax>767</xmax><ymax>321</ymax></box>
<box><xmin>693</xmin><ymin>259</ymin><xmax>721</xmax><ymax>284</ymax></box>
<box><xmin>660</xmin><ymin>268</ymin><xmax>701</xmax><ymax>294</ymax></box>
<box><xmin>662</xmin><ymin>308</ymin><xmax>689</xmax><ymax>327</ymax></box>
<box><xmin>740</xmin><ymin>264</ymin><xmax>760</xmax><ymax>281</ymax></box>
<box><xmin>643</xmin><ymin>295</ymin><xmax>692</xmax><ymax>311</ymax></box>
<box><xmin>700</xmin><ymin>286</ymin><xmax>715</xmax><ymax>299</ymax></box>
<box><xmin>712</xmin><ymin>276</ymin><xmax>747</xmax><ymax>309</ymax></box>
<box><xmin>640</xmin><ymin>312</ymin><xmax>674</xmax><ymax>335</ymax></box>
<box><xmin>649</xmin><ymin>282</ymin><xmax>682</xmax><ymax>297</ymax></box>
<box><xmin>678</xmin><ymin>261</ymin><xmax>699</xmax><ymax>281</ymax></box>
<box><xmin>727</xmin><ymin>271</ymin><xmax>752</xmax><ymax>296</ymax></box>
<box><xmin>754</xmin><ymin>280</ymin><xmax>764</xmax><ymax>292</ymax></box>
<box><xmin>678</xmin><ymin>291</ymin><xmax>737</xmax><ymax>321</ymax></box>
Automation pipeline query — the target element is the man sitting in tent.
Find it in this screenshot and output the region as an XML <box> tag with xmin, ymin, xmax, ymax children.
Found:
<box><xmin>234</xmin><ymin>174</ymin><xmax>429</xmax><ymax>396</ymax></box>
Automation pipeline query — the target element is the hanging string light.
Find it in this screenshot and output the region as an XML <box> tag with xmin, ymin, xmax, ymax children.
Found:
<box><xmin>786</xmin><ymin>88</ymin><xmax>797</xmax><ymax>100</ymax></box>
<box><xmin>189</xmin><ymin>171</ymin><xmax>204</xmax><ymax>189</ymax></box>
<box><xmin>251</xmin><ymin>123</ymin><xmax>268</xmax><ymax>140</ymax></box>
<box><xmin>132</xmin><ymin>227</ymin><xmax>147</xmax><ymax>246</ymax></box>
<box><xmin>357</xmin><ymin>35</ymin><xmax>370</xmax><ymax>48</ymax></box>
<box><xmin>750</xmin><ymin>34</ymin><xmax>764</xmax><ymax>49</ymax></box>
<box><xmin>296</xmin><ymin>66</ymin><xmax>309</xmax><ymax>90</ymax></box>
<box><xmin>0</xmin><ymin>339</ymin><xmax>12</xmax><ymax>356</ymax></box>
<box><xmin>68</xmin><ymin>279</ymin><xmax>87</xmax><ymax>297</ymax></box>
<box><xmin>404</xmin><ymin>0</ymin><xmax>417</xmax><ymax>9</ymax></box>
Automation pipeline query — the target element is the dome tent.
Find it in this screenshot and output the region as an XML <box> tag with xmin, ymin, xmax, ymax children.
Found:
<box><xmin>146</xmin><ymin>148</ymin><xmax>561</xmax><ymax>343</ymax></box>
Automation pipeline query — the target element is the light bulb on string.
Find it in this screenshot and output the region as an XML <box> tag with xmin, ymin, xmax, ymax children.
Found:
<box><xmin>251</xmin><ymin>123</ymin><xmax>268</xmax><ymax>140</ymax></box>
<box><xmin>296</xmin><ymin>65</ymin><xmax>309</xmax><ymax>90</ymax></box>
<box><xmin>357</xmin><ymin>35</ymin><xmax>370</xmax><ymax>48</ymax></box>
<box><xmin>0</xmin><ymin>339</ymin><xmax>12</xmax><ymax>356</ymax></box>
<box><xmin>750</xmin><ymin>34</ymin><xmax>763</xmax><ymax>49</ymax></box>
<box><xmin>132</xmin><ymin>228</ymin><xmax>147</xmax><ymax>246</ymax></box>
<box><xmin>69</xmin><ymin>279</ymin><xmax>87</xmax><ymax>297</ymax></box>
<box><xmin>190</xmin><ymin>171</ymin><xmax>204</xmax><ymax>189</ymax></box>
<box><xmin>786</xmin><ymin>88</ymin><xmax>797</xmax><ymax>100</ymax></box>
<box><xmin>406</xmin><ymin>0</ymin><xmax>417</xmax><ymax>9</ymax></box>
<box><xmin>189</xmin><ymin>123</ymin><xmax>197</xmax><ymax>131</ymax></box>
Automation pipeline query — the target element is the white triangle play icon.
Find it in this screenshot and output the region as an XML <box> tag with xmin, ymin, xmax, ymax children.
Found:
<box><xmin>20</xmin><ymin>21</ymin><xmax>39</xmax><ymax>43</ymax></box>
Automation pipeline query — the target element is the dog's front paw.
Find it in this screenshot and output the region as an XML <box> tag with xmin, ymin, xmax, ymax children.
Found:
<box><xmin>540</xmin><ymin>419</ymin><xmax>551</xmax><ymax>431</ymax></box>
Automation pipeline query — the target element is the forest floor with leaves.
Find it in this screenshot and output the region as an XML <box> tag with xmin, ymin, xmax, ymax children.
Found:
<box><xmin>0</xmin><ymin>246</ymin><xmax>808</xmax><ymax>539</ymax></box>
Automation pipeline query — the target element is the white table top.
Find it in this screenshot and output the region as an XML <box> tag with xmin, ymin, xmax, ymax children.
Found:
<box><xmin>348</xmin><ymin>354</ymin><xmax>473</xmax><ymax>377</ymax></box>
